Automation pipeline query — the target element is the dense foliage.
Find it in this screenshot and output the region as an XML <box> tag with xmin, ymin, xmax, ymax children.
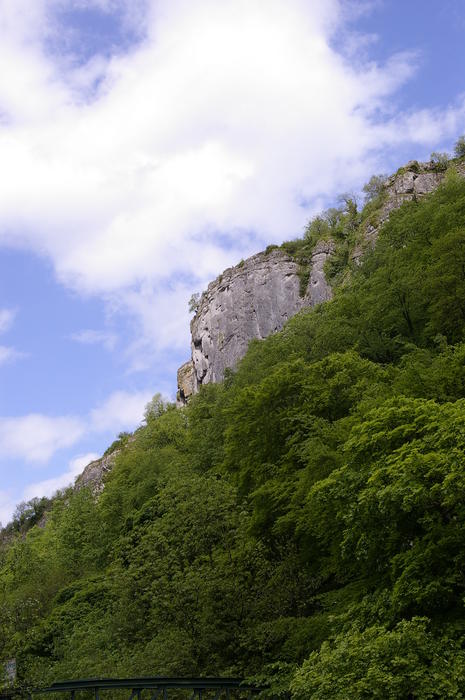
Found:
<box><xmin>2</xmin><ymin>169</ymin><xmax>465</xmax><ymax>697</ymax></box>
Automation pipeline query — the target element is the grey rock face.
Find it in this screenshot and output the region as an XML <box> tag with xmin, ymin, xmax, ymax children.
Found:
<box><xmin>74</xmin><ymin>450</ymin><xmax>120</xmax><ymax>494</ymax></box>
<box><xmin>393</xmin><ymin>170</ymin><xmax>415</xmax><ymax>194</ymax></box>
<box><xmin>414</xmin><ymin>172</ymin><xmax>443</xmax><ymax>195</ymax></box>
<box><xmin>181</xmin><ymin>246</ymin><xmax>333</xmax><ymax>396</ymax></box>
<box><xmin>353</xmin><ymin>160</ymin><xmax>461</xmax><ymax>263</ymax></box>
<box><xmin>381</xmin><ymin>163</ymin><xmax>444</xmax><ymax>224</ymax></box>
<box><xmin>177</xmin><ymin>158</ymin><xmax>465</xmax><ymax>400</ymax></box>
<box><xmin>177</xmin><ymin>360</ymin><xmax>195</xmax><ymax>406</ymax></box>
<box><xmin>309</xmin><ymin>240</ymin><xmax>334</xmax><ymax>305</ymax></box>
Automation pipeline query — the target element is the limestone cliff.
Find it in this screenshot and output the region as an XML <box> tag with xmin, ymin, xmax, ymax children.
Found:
<box><xmin>74</xmin><ymin>449</ymin><xmax>120</xmax><ymax>494</ymax></box>
<box><xmin>177</xmin><ymin>158</ymin><xmax>465</xmax><ymax>403</ymax></box>
<box><xmin>356</xmin><ymin>159</ymin><xmax>465</xmax><ymax>257</ymax></box>
<box><xmin>178</xmin><ymin>242</ymin><xmax>333</xmax><ymax>403</ymax></box>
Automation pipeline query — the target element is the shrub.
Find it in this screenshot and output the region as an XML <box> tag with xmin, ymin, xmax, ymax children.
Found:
<box><xmin>430</xmin><ymin>151</ymin><xmax>449</xmax><ymax>171</ymax></box>
<box><xmin>454</xmin><ymin>134</ymin><xmax>465</xmax><ymax>158</ymax></box>
<box><xmin>188</xmin><ymin>292</ymin><xmax>200</xmax><ymax>314</ymax></box>
<box><xmin>304</xmin><ymin>215</ymin><xmax>330</xmax><ymax>247</ymax></box>
<box><xmin>280</xmin><ymin>238</ymin><xmax>305</xmax><ymax>256</ymax></box>
<box><xmin>362</xmin><ymin>174</ymin><xmax>388</xmax><ymax>203</ymax></box>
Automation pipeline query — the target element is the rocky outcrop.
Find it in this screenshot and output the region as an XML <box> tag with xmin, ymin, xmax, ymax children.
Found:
<box><xmin>178</xmin><ymin>244</ymin><xmax>333</xmax><ymax>401</ymax></box>
<box><xmin>74</xmin><ymin>450</ymin><xmax>120</xmax><ymax>494</ymax></box>
<box><xmin>353</xmin><ymin>159</ymin><xmax>465</xmax><ymax>262</ymax></box>
<box><xmin>177</xmin><ymin>360</ymin><xmax>195</xmax><ymax>406</ymax></box>
<box><xmin>379</xmin><ymin>163</ymin><xmax>442</xmax><ymax>223</ymax></box>
<box><xmin>177</xmin><ymin>157</ymin><xmax>465</xmax><ymax>402</ymax></box>
<box><xmin>363</xmin><ymin>160</ymin><xmax>465</xmax><ymax>247</ymax></box>
<box><xmin>309</xmin><ymin>240</ymin><xmax>334</xmax><ymax>304</ymax></box>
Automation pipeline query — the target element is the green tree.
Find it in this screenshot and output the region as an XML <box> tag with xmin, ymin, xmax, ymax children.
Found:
<box><xmin>362</xmin><ymin>174</ymin><xmax>388</xmax><ymax>203</ymax></box>
<box><xmin>188</xmin><ymin>293</ymin><xmax>201</xmax><ymax>314</ymax></box>
<box><xmin>454</xmin><ymin>134</ymin><xmax>465</xmax><ymax>158</ymax></box>
<box><xmin>430</xmin><ymin>151</ymin><xmax>449</xmax><ymax>171</ymax></box>
<box><xmin>291</xmin><ymin>620</ymin><xmax>465</xmax><ymax>699</ymax></box>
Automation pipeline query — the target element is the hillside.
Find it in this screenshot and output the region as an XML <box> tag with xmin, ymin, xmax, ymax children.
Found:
<box><xmin>2</xmin><ymin>154</ymin><xmax>465</xmax><ymax>698</ymax></box>
<box><xmin>177</xmin><ymin>156</ymin><xmax>465</xmax><ymax>404</ymax></box>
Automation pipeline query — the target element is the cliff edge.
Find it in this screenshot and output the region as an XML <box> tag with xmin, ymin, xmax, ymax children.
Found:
<box><xmin>177</xmin><ymin>243</ymin><xmax>333</xmax><ymax>404</ymax></box>
<box><xmin>177</xmin><ymin>157</ymin><xmax>465</xmax><ymax>404</ymax></box>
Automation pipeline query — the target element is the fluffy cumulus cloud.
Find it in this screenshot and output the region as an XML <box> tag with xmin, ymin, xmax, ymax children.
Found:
<box><xmin>1</xmin><ymin>0</ymin><xmax>464</xmax><ymax>353</ymax></box>
<box><xmin>90</xmin><ymin>389</ymin><xmax>153</xmax><ymax>432</ymax></box>
<box><xmin>0</xmin><ymin>384</ymin><xmax>152</xmax><ymax>524</ymax></box>
<box><xmin>0</xmin><ymin>452</ymin><xmax>100</xmax><ymax>526</ymax></box>
<box><xmin>22</xmin><ymin>451</ymin><xmax>100</xmax><ymax>501</ymax></box>
<box><xmin>2</xmin><ymin>0</ymin><xmax>465</xmax><ymax>521</ymax></box>
<box><xmin>0</xmin><ymin>388</ymin><xmax>151</xmax><ymax>465</ymax></box>
<box><xmin>0</xmin><ymin>414</ymin><xmax>86</xmax><ymax>463</ymax></box>
<box><xmin>0</xmin><ymin>386</ymin><xmax>151</xmax><ymax>522</ymax></box>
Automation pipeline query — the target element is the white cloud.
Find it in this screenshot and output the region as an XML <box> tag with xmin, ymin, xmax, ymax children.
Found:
<box><xmin>0</xmin><ymin>0</ymin><xmax>463</xmax><ymax>356</ymax></box>
<box><xmin>0</xmin><ymin>387</ymin><xmax>151</xmax><ymax>467</ymax></box>
<box><xmin>0</xmin><ymin>384</ymin><xmax>154</xmax><ymax>525</ymax></box>
<box><xmin>0</xmin><ymin>308</ymin><xmax>16</xmax><ymax>334</ymax></box>
<box><xmin>22</xmin><ymin>451</ymin><xmax>100</xmax><ymax>501</ymax></box>
<box><xmin>0</xmin><ymin>452</ymin><xmax>100</xmax><ymax>525</ymax></box>
<box><xmin>90</xmin><ymin>389</ymin><xmax>152</xmax><ymax>432</ymax></box>
<box><xmin>0</xmin><ymin>345</ymin><xmax>24</xmax><ymax>366</ymax></box>
<box><xmin>71</xmin><ymin>328</ymin><xmax>117</xmax><ymax>350</ymax></box>
<box><xmin>0</xmin><ymin>414</ymin><xmax>86</xmax><ymax>463</ymax></box>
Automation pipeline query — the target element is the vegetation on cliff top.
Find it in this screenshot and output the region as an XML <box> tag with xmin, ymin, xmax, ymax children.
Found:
<box><xmin>1</xmin><ymin>169</ymin><xmax>465</xmax><ymax>697</ymax></box>
<box><xmin>276</xmin><ymin>172</ymin><xmax>387</xmax><ymax>297</ymax></box>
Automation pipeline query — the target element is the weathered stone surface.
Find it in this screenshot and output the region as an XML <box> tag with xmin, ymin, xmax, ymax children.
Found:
<box><xmin>414</xmin><ymin>171</ymin><xmax>443</xmax><ymax>195</ymax></box>
<box><xmin>394</xmin><ymin>170</ymin><xmax>415</xmax><ymax>194</ymax></box>
<box><xmin>74</xmin><ymin>450</ymin><xmax>120</xmax><ymax>494</ymax></box>
<box><xmin>381</xmin><ymin>162</ymin><xmax>446</xmax><ymax>222</ymax></box>
<box><xmin>177</xmin><ymin>158</ymin><xmax>465</xmax><ymax>402</ymax></box>
<box><xmin>179</xmin><ymin>246</ymin><xmax>333</xmax><ymax>398</ymax></box>
<box><xmin>456</xmin><ymin>160</ymin><xmax>465</xmax><ymax>177</ymax></box>
<box><xmin>66</xmin><ymin>156</ymin><xmax>465</xmax><ymax>489</ymax></box>
<box><xmin>354</xmin><ymin>160</ymin><xmax>463</xmax><ymax>261</ymax></box>
<box><xmin>27</xmin><ymin>450</ymin><xmax>121</xmax><ymax>531</ymax></box>
<box><xmin>308</xmin><ymin>240</ymin><xmax>333</xmax><ymax>305</ymax></box>
<box><xmin>177</xmin><ymin>360</ymin><xmax>195</xmax><ymax>406</ymax></box>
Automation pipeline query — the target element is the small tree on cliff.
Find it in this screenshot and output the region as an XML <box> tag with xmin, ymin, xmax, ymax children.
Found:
<box><xmin>454</xmin><ymin>135</ymin><xmax>465</xmax><ymax>158</ymax></box>
<box><xmin>362</xmin><ymin>174</ymin><xmax>388</xmax><ymax>203</ymax></box>
<box><xmin>188</xmin><ymin>292</ymin><xmax>200</xmax><ymax>314</ymax></box>
<box><xmin>144</xmin><ymin>393</ymin><xmax>167</xmax><ymax>422</ymax></box>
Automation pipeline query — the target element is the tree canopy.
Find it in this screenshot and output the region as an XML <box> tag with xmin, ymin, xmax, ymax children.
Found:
<box><xmin>2</xmin><ymin>170</ymin><xmax>465</xmax><ymax>697</ymax></box>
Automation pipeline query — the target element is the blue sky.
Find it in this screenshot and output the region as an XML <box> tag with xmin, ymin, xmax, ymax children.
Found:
<box><xmin>0</xmin><ymin>0</ymin><xmax>464</xmax><ymax>524</ymax></box>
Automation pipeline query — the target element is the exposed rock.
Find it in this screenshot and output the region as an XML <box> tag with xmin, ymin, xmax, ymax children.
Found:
<box><xmin>414</xmin><ymin>171</ymin><xmax>443</xmax><ymax>195</ymax></box>
<box><xmin>377</xmin><ymin>162</ymin><xmax>446</xmax><ymax>229</ymax></box>
<box><xmin>393</xmin><ymin>170</ymin><xmax>415</xmax><ymax>195</ymax></box>
<box><xmin>74</xmin><ymin>450</ymin><xmax>120</xmax><ymax>494</ymax></box>
<box><xmin>36</xmin><ymin>512</ymin><xmax>48</xmax><ymax>529</ymax></box>
<box><xmin>388</xmin><ymin>167</ymin><xmax>442</xmax><ymax>202</ymax></box>
<box><xmin>309</xmin><ymin>240</ymin><xmax>334</xmax><ymax>305</ymax></box>
<box><xmin>456</xmin><ymin>160</ymin><xmax>465</xmax><ymax>177</ymax></box>
<box><xmin>177</xmin><ymin>360</ymin><xmax>195</xmax><ymax>406</ymax></box>
<box><xmin>177</xmin><ymin>157</ymin><xmax>465</xmax><ymax>402</ymax></box>
<box><xmin>179</xmin><ymin>245</ymin><xmax>333</xmax><ymax>399</ymax></box>
<box><xmin>353</xmin><ymin>159</ymin><xmax>464</xmax><ymax>263</ymax></box>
